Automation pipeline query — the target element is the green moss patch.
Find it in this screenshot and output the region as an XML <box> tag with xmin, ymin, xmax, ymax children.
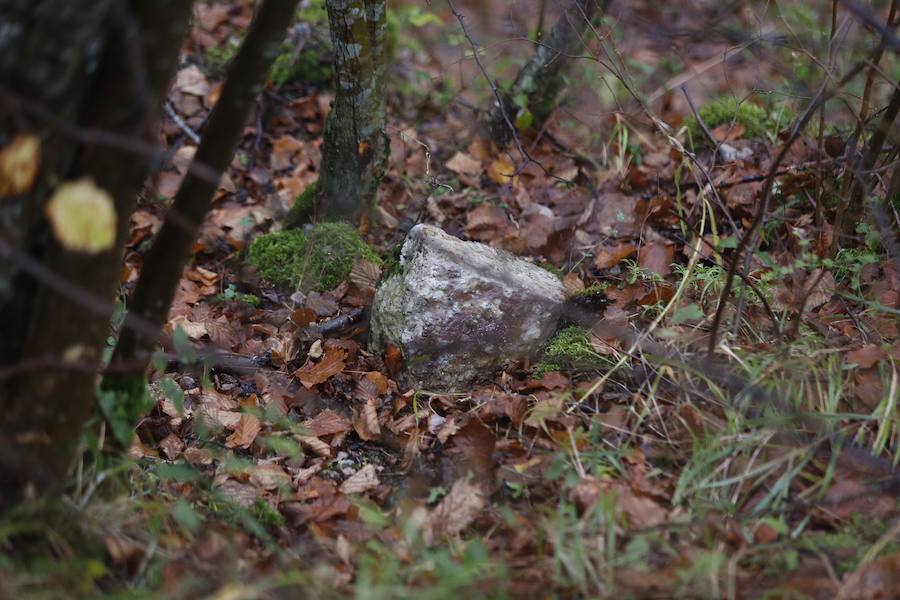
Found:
<box><xmin>535</xmin><ymin>326</ymin><xmax>606</xmax><ymax>376</ymax></box>
<box><xmin>684</xmin><ymin>97</ymin><xmax>773</xmax><ymax>145</ymax></box>
<box><xmin>247</xmin><ymin>222</ymin><xmax>381</xmax><ymax>291</ymax></box>
<box><xmin>203</xmin><ymin>33</ymin><xmax>331</xmax><ymax>88</ymax></box>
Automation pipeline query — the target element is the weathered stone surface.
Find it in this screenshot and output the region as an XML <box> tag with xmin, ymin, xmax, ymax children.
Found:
<box><xmin>369</xmin><ymin>224</ymin><xmax>566</xmax><ymax>391</ymax></box>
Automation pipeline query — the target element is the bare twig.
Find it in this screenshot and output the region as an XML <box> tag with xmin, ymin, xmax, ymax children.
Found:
<box><xmin>707</xmin><ymin>59</ymin><xmax>872</xmax><ymax>354</ymax></box>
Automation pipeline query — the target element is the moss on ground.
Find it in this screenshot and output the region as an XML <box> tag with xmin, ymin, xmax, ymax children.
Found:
<box><xmin>203</xmin><ymin>33</ymin><xmax>331</xmax><ymax>87</ymax></box>
<box><xmin>247</xmin><ymin>222</ymin><xmax>381</xmax><ymax>291</ymax></box>
<box><xmin>572</xmin><ymin>283</ymin><xmax>608</xmax><ymax>298</ymax></box>
<box><xmin>538</xmin><ymin>262</ymin><xmax>564</xmax><ymax>279</ymax></box>
<box><xmin>535</xmin><ymin>326</ymin><xmax>605</xmax><ymax>375</ymax></box>
<box><xmin>684</xmin><ymin>96</ymin><xmax>772</xmax><ymax>145</ymax></box>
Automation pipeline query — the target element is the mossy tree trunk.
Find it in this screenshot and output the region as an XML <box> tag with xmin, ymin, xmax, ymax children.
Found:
<box><xmin>0</xmin><ymin>0</ymin><xmax>192</xmax><ymax>509</ymax></box>
<box><xmin>317</xmin><ymin>0</ymin><xmax>388</xmax><ymax>222</ymax></box>
<box><xmin>486</xmin><ymin>0</ymin><xmax>608</xmax><ymax>147</ymax></box>
<box><xmin>104</xmin><ymin>0</ymin><xmax>302</xmax><ymax>417</ymax></box>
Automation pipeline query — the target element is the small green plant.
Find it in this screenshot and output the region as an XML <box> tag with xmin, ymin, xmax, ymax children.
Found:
<box><xmin>247</xmin><ymin>222</ymin><xmax>382</xmax><ymax>291</ymax></box>
<box><xmin>210</xmin><ymin>284</ymin><xmax>261</xmax><ymax>307</ymax></box>
<box><xmin>535</xmin><ymin>327</ymin><xmax>606</xmax><ymax>375</ymax></box>
<box><xmin>572</xmin><ymin>283</ymin><xmax>608</xmax><ymax>298</ymax></box>
<box><xmin>684</xmin><ymin>96</ymin><xmax>774</xmax><ymax>145</ymax></box>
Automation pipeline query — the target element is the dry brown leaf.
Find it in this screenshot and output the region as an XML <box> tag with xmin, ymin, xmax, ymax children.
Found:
<box><xmin>365</xmin><ymin>371</ymin><xmax>389</xmax><ymax>395</ymax></box>
<box><xmin>350</xmin><ymin>259</ymin><xmax>382</xmax><ymax>293</ymax></box>
<box><xmin>175</xmin><ymin>65</ymin><xmax>210</xmax><ymax>97</ymax></box>
<box><xmin>563</xmin><ymin>272</ymin><xmax>584</xmax><ymax>296</ymax></box>
<box><xmin>294</xmin><ymin>347</ymin><xmax>346</xmax><ymax>388</ymax></box>
<box><xmin>225</xmin><ymin>413</ymin><xmax>261</xmax><ymax>449</ymax></box>
<box><xmin>215</xmin><ymin>479</ymin><xmax>258</xmax><ymax>508</ymax></box>
<box><xmin>847</xmin><ymin>344</ymin><xmax>886</xmax><ymax>369</ymax></box>
<box><xmin>594</xmin><ymin>243</ymin><xmax>636</xmax><ymax>269</ymax></box>
<box><xmin>339</xmin><ymin>464</ymin><xmax>380</xmax><ymax>494</ymax></box>
<box><xmin>297</xmin><ymin>435</ymin><xmax>331</xmax><ymax>457</ymax></box>
<box><xmin>838</xmin><ymin>552</ymin><xmax>900</xmax><ymax>600</ymax></box>
<box><xmin>445</xmin><ymin>151</ymin><xmax>482</xmax><ymax>176</ymax></box>
<box><xmin>353</xmin><ymin>398</ymin><xmax>381</xmax><ymax>441</ymax></box>
<box><xmin>184</xmin><ymin>446</ymin><xmax>214</xmax><ymax>465</ymax></box>
<box><xmin>804</xmin><ymin>269</ymin><xmax>836</xmax><ymax>310</ymax></box>
<box><xmin>384</xmin><ymin>344</ymin><xmax>403</xmax><ymax>378</ymax></box>
<box><xmin>302</xmin><ymin>409</ymin><xmax>352</xmax><ymax>437</ymax></box>
<box><xmin>158</xmin><ymin>433</ymin><xmax>184</xmax><ymax>460</ymax></box>
<box><xmin>637</xmin><ymin>243</ymin><xmax>675</xmax><ymax>277</ymax></box>
<box><xmin>248</xmin><ymin>463</ymin><xmax>292</xmax><ymax>490</ymax></box>
<box><xmin>424</xmin><ymin>477</ymin><xmax>488</xmax><ymax>545</ymax></box>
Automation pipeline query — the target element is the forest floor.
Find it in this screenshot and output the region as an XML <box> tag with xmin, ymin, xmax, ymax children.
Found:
<box><xmin>3</xmin><ymin>1</ymin><xmax>900</xmax><ymax>598</ymax></box>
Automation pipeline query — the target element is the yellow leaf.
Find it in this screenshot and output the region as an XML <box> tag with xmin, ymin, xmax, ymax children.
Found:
<box><xmin>487</xmin><ymin>157</ymin><xmax>515</xmax><ymax>185</ymax></box>
<box><xmin>46</xmin><ymin>178</ymin><xmax>117</xmax><ymax>253</ymax></box>
<box><xmin>0</xmin><ymin>134</ymin><xmax>40</xmax><ymax>198</ymax></box>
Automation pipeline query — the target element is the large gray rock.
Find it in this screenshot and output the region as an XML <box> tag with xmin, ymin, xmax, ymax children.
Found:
<box><xmin>369</xmin><ymin>224</ymin><xmax>566</xmax><ymax>391</ymax></box>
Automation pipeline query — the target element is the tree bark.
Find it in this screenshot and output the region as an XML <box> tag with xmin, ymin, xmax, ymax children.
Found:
<box><xmin>0</xmin><ymin>0</ymin><xmax>192</xmax><ymax>508</ymax></box>
<box><xmin>105</xmin><ymin>0</ymin><xmax>302</xmax><ymax>405</ymax></box>
<box><xmin>317</xmin><ymin>0</ymin><xmax>388</xmax><ymax>221</ymax></box>
<box><xmin>485</xmin><ymin>0</ymin><xmax>607</xmax><ymax>147</ymax></box>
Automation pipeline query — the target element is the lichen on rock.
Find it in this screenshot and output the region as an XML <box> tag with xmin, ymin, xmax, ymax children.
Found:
<box><xmin>369</xmin><ymin>224</ymin><xmax>566</xmax><ymax>391</ymax></box>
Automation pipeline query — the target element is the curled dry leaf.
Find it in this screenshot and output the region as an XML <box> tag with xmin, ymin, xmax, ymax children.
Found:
<box><xmin>297</xmin><ymin>435</ymin><xmax>331</xmax><ymax>458</ymax></box>
<box><xmin>339</xmin><ymin>463</ymin><xmax>380</xmax><ymax>494</ymax></box>
<box><xmin>158</xmin><ymin>433</ymin><xmax>185</xmax><ymax>460</ymax></box>
<box><xmin>225</xmin><ymin>413</ymin><xmax>261</xmax><ymax>449</ymax></box>
<box><xmin>294</xmin><ymin>347</ymin><xmax>346</xmax><ymax>388</ymax></box>
<box><xmin>350</xmin><ymin>259</ymin><xmax>382</xmax><ymax>294</ymax></box>
<box><xmin>248</xmin><ymin>462</ymin><xmax>292</xmax><ymax>490</ymax></box>
<box><xmin>0</xmin><ymin>134</ymin><xmax>40</xmax><ymax>198</ymax></box>
<box><xmin>45</xmin><ymin>178</ymin><xmax>117</xmax><ymax>254</ymax></box>
<box><xmin>353</xmin><ymin>398</ymin><xmax>381</xmax><ymax>441</ymax></box>
<box><xmin>423</xmin><ymin>476</ymin><xmax>488</xmax><ymax>546</ymax></box>
<box><xmin>383</xmin><ymin>344</ymin><xmax>403</xmax><ymax>378</ymax></box>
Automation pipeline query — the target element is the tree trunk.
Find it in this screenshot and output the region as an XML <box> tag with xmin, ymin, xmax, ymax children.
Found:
<box><xmin>0</xmin><ymin>0</ymin><xmax>192</xmax><ymax>508</ymax></box>
<box><xmin>486</xmin><ymin>0</ymin><xmax>607</xmax><ymax>147</ymax></box>
<box><xmin>104</xmin><ymin>0</ymin><xmax>302</xmax><ymax>415</ymax></box>
<box><xmin>317</xmin><ymin>0</ymin><xmax>388</xmax><ymax>222</ymax></box>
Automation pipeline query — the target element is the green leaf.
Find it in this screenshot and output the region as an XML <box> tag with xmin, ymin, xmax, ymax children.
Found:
<box><xmin>155</xmin><ymin>462</ymin><xmax>200</xmax><ymax>482</ymax></box>
<box><xmin>172</xmin><ymin>325</ymin><xmax>197</xmax><ymax>364</ymax></box>
<box><xmin>672</xmin><ymin>303</ymin><xmax>704</xmax><ymax>325</ymax></box>
<box><xmin>160</xmin><ymin>377</ymin><xmax>184</xmax><ymax>416</ymax></box>
<box><xmin>718</xmin><ymin>235</ymin><xmax>739</xmax><ymax>249</ymax></box>
<box><xmin>264</xmin><ymin>436</ymin><xmax>302</xmax><ymax>458</ymax></box>
<box><xmin>171</xmin><ymin>499</ymin><xmax>203</xmax><ymax>532</ymax></box>
<box><xmin>515</xmin><ymin>108</ymin><xmax>534</xmax><ymax>130</ymax></box>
